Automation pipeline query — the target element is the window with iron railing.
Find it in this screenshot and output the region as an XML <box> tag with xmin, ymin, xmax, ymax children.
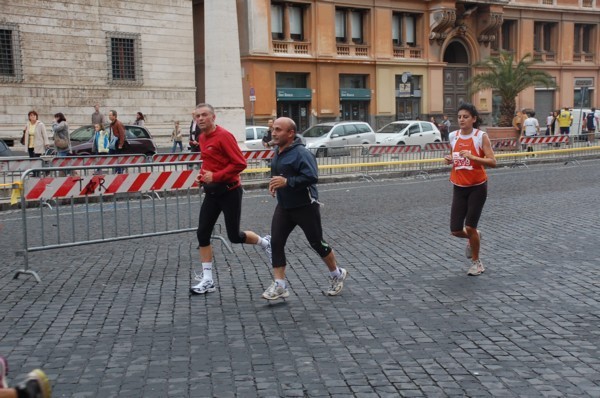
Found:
<box><xmin>0</xmin><ymin>23</ymin><xmax>22</xmax><ymax>83</ymax></box>
<box><xmin>107</xmin><ymin>32</ymin><xmax>142</xmax><ymax>85</ymax></box>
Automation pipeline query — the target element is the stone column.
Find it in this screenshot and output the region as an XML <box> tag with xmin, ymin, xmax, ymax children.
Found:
<box><xmin>204</xmin><ymin>0</ymin><xmax>246</xmax><ymax>142</ymax></box>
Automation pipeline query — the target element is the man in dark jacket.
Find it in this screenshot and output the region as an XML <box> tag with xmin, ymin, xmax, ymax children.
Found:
<box><xmin>263</xmin><ymin>117</ymin><xmax>347</xmax><ymax>300</ymax></box>
<box><xmin>108</xmin><ymin>110</ymin><xmax>126</xmax><ymax>173</ymax></box>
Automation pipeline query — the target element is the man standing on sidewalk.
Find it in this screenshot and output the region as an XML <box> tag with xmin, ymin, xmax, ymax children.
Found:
<box><xmin>108</xmin><ymin>110</ymin><xmax>126</xmax><ymax>173</ymax></box>
<box><xmin>262</xmin><ymin>117</ymin><xmax>347</xmax><ymax>300</ymax></box>
<box><xmin>191</xmin><ymin>103</ymin><xmax>271</xmax><ymax>295</ymax></box>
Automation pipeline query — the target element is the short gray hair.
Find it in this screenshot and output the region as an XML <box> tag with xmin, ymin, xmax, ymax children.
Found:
<box><xmin>196</xmin><ymin>103</ymin><xmax>215</xmax><ymax>114</ymax></box>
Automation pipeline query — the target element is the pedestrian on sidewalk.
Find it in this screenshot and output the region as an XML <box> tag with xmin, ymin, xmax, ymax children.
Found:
<box><xmin>444</xmin><ymin>103</ymin><xmax>496</xmax><ymax>276</ymax></box>
<box><xmin>522</xmin><ymin>110</ymin><xmax>539</xmax><ymax>153</ymax></box>
<box><xmin>190</xmin><ymin>103</ymin><xmax>271</xmax><ymax>295</ymax></box>
<box><xmin>262</xmin><ymin>116</ymin><xmax>347</xmax><ymax>300</ymax></box>
<box><xmin>52</xmin><ymin>112</ymin><xmax>70</xmax><ymax>157</ymax></box>
<box><xmin>171</xmin><ymin>121</ymin><xmax>184</xmax><ymax>152</ymax></box>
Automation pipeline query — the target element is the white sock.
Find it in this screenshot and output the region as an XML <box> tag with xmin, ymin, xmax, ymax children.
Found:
<box><xmin>329</xmin><ymin>268</ymin><xmax>341</xmax><ymax>278</ymax></box>
<box><xmin>202</xmin><ymin>262</ymin><xmax>213</xmax><ymax>281</ymax></box>
<box><xmin>275</xmin><ymin>279</ymin><xmax>286</xmax><ymax>289</ymax></box>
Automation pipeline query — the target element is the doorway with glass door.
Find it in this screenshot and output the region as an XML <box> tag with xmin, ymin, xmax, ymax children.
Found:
<box><xmin>277</xmin><ymin>102</ymin><xmax>310</xmax><ymax>133</ymax></box>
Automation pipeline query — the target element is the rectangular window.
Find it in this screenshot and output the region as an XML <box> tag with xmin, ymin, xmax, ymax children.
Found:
<box><xmin>392</xmin><ymin>13</ymin><xmax>401</xmax><ymax>46</ymax></box>
<box><xmin>0</xmin><ymin>23</ymin><xmax>22</xmax><ymax>82</ymax></box>
<box><xmin>289</xmin><ymin>6</ymin><xmax>303</xmax><ymax>41</ymax></box>
<box><xmin>271</xmin><ymin>4</ymin><xmax>284</xmax><ymax>40</ymax></box>
<box><xmin>107</xmin><ymin>32</ymin><xmax>142</xmax><ymax>85</ymax></box>
<box><xmin>351</xmin><ymin>11</ymin><xmax>363</xmax><ymax>44</ymax></box>
<box><xmin>335</xmin><ymin>10</ymin><xmax>346</xmax><ymax>43</ymax></box>
<box><xmin>534</xmin><ymin>22</ymin><xmax>556</xmax><ymax>53</ymax></box>
<box><xmin>575</xmin><ymin>24</ymin><xmax>594</xmax><ymax>53</ymax></box>
<box><xmin>0</xmin><ymin>30</ymin><xmax>14</xmax><ymax>76</ymax></box>
<box><xmin>392</xmin><ymin>13</ymin><xmax>419</xmax><ymax>48</ymax></box>
<box><xmin>405</xmin><ymin>15</ymin><xmax>415</xmax><ymax>46</ymax></box>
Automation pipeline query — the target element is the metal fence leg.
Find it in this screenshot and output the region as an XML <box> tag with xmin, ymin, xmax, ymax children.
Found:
<box><xmin>13</xmin><ymin>269</ymin><xmax>42</xmax><ymax>283</ymax></box>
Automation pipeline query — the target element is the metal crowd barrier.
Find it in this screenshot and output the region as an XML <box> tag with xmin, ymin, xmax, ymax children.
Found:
<box><xmin>13</xmin><ymin>160</ymin><xmax>234</xmax><ymax>283</ymax></box>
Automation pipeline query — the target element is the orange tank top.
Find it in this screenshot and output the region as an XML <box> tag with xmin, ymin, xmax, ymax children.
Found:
<box><xmin>449</xmin><ymin>129</ymin><xmax>488</xmax><ymax>187</ymax></box>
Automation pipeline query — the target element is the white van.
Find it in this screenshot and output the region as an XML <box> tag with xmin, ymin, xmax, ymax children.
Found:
<box><xmin>570</xmin><ymin>108</ymin><xmax>600</xmax><ymax>136</ymax></box>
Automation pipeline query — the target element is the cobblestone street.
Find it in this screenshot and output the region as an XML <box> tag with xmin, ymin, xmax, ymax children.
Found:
<box><xmin>1</xmin><ymin>160</ymin><xmax>599</xmax><ymax>397</ymax></box>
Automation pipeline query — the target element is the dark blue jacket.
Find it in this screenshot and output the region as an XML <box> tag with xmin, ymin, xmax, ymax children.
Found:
<box><xmin>271</xmin><ymin>137</ymin><xmax>319</xmax><ymax>209</ymax></box>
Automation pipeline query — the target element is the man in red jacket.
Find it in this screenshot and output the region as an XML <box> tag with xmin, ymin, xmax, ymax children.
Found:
<box><xmin>191</xmin><ymin>103</ymin><xmax>271</xmax><ymax>295</ymax></box>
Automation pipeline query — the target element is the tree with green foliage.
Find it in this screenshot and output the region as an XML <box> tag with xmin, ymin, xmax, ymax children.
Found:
<box><xmin>468</xmin><ymin>51</ymin><xmax>556</xmax><ymax>127</ymax></box>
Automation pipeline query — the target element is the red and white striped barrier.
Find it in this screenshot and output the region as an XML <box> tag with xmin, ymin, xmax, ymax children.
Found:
<box><xmin>520</xmin><ymin>136</ymin><xmax>569</xmax><ymax>144</ymax></box>
<box><xmin>152</xmin><ymin>153</ymin><xmax>202</xmax><ymax>163</ymax></box>
<box><xmin>368</xmin><ymin>145</ymin><xmax>421</xmax><ymax>155</ymax></box>
<box><xmin>0</xmin><ymin>157</ymin><xmax>43</xmax><ymax>172</ymax></box>
<box><xmin>243</xmin><ymin>150</ymin><xmax>274</xmax><ymax>160</ymax></box>
<box><xmin>492</xmin><ymin>138</ymin><xmax>518</xmax><ymax>149</ymax></box>
<box><xmin>24</xmin><ymin>170</ymin><xmax>200</xmax><ymax>200</ymax></box>
<box><xmin>50</xmin><ymin>155</ymin><xmax>147</xmax><ymax>168</ymax></box>
<box><xmin>424</xmin><ymin>142</ymin><xmax>451</xmax><ymax>151</ymax></box>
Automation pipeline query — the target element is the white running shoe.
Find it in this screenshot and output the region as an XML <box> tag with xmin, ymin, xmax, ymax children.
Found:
<box><xmin>325</xmin><ymin>268</ymin><xmax>348</xmax><ymax>296</ymax></box>
<box><xmin>190</xmin><ymin>279</ymin><xmax>216</xmax><ymax>295</ymax></box>
<box><xmin>467</xmin><ymin>259</ymin><xmax>485</xmax><ymax>276</ymax></box>
<box><xmin>262</xmin><ymin>281</ymin><xmax>289</xmax><ymax>300</ymax></box>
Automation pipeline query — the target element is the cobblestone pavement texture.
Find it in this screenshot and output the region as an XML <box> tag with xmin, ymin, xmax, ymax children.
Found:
<box><xmin>1</xmin><ymin>160</ymin><xmax>599</xmax><ymax>397</ymax></box>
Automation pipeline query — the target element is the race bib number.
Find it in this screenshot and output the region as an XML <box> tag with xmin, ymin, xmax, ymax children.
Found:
<box><xmin>452</xmin><ymin>151</ymin><xmax>473</xmax><ymax>170</ymax></box>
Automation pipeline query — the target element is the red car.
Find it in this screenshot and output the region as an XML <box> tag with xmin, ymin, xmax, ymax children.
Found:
<box><xmin>64</xmin><ymin>124</ymin><xmax>157</xmax><ymax>156</ymax></box>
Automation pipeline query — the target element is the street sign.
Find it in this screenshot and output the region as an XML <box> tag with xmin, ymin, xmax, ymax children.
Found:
<box><xmin>249</xmin><ymin>95</ymin><xmax>256</xmax><ymax>102</ymax></box>
<box><xmin>250</xmin><ymin>87</ymin><xmax>255</xmax><ymax>95</ymax></box>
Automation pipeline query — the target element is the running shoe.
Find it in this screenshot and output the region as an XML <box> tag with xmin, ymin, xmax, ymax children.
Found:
<box><xmin>262</xmin><ymin>235</ymin><xmax>272</xmax><ymax>261</ymax></box>
<box><xmin>325</xmin><ymin>268</ymin><xmax>348</xmax><ymax>296</ymax></box>
<box><xmin>262</xmin><ymin>281</ymin><xmax>289</xmax><ymax>300</ymax></box>
<box><xmin>467</xmin><ymin>259</ymin><xmax>485</xmax><ymax>276</ymax></box>
<box><xmin>0</xmin><ymin>356</ymin><xmax>8</xmax><ymax>388</ymax></box>
<box><xmin>465</xmin><ymin>230</ymin><xmax>482</xmax><ymax>259</ymax></box>
<box><xmin>190</xmin><ymin>280</ymin><xmax>216</xmax><ymax>295</ymax></box>
<box><xmin>15</xmin><ymin>369</ymin><xmax>52</xmax><ymax>398</ymax></box>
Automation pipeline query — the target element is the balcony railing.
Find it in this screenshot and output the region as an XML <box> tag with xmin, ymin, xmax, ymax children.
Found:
<box><xmin>393</xmin><ymin>47</ymin><xmax>423</xmax><ymax>59</ymax></box>
<box><xmin>582</xmin><ymin>0</ymin><xmax>593</xmax><ymax>7</ymax></box>
<box><xmin>336</xmin><ymin>44</ymin><xmax>369</xmax><ymax>57</ymax></box>
<box><xmin>272</xmin><ymin>40</ymin><xmax>311</xmax><ymax>55</ymax></box>
<box><xmin>574</xmin><ymin>53</ymin><xmax>595</xmax><ymax>63</ymax></box>
<box><xmin>533</xmin><ymin>51</ymin><xmax>556</xmax><ymax>62</ymax></box>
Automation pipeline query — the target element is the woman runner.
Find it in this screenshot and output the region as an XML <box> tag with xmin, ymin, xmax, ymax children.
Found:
<box><xmin>444</xmin><ymin>103</ymin><xmax>497</xmax><ymax>276</ymax></box>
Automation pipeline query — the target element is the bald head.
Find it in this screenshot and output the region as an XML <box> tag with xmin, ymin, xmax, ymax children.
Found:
<box><xmin>272</xmin><ymin>117</ymin><xmax>298</xmax><ymax>149</ymax></box>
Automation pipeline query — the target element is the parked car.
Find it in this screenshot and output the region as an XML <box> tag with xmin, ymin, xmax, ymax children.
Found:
<box><xmin>0</xmin><ymin>139</ymin><xmax>14</xmax><ymax>157</ymax></box>
<box><xmin>375</xmin><ymin>121</ymin><xmax>442</xmax><ymax>148</ymax></box>
<box><xmin>301</xmin><ymin>121</ymin><xmax>376</xmax><ymax>157</ymax></box>
<box><xmin>245</xmin><ymin>125</ymin><xmax>270</xmax><ymax>150</ymax></box>
<box><xmin>64</xmin><ymin>125</ymin><xmax>157</xmax><ymax>156</ymax></box>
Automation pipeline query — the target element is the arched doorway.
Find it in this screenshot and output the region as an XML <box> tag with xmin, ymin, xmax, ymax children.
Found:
<box><xmin>443</xmin><ymin>41</ymin><xmax>470</xmax><ymax>116</ymax></box>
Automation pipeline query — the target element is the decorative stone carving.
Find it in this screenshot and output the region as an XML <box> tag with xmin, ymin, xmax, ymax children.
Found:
<box><xmin>429</xmin><ymin>9</ymin><xmax>456</xmax><ymax>43</ymax></box>
<box><xmin>478</xmin><ymin>12</ymin><xmax>503</xmax><ymax>44</ymax></box>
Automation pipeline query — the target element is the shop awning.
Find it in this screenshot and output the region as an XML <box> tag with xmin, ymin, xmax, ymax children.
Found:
<box><xmin>276</xmin><ymin>88</ymin><xmax>312</xmax><ymax>101</ymax></box>
<box><xmin>340</xmin><ymin>88</ymin><xmax>371</xmax><ymax>101</ymax></box>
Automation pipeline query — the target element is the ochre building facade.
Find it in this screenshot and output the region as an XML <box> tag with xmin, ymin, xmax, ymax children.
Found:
<box><xmin>236</xmin><ymin>0</ymin><xmax>600</xmax><ymax>130</ymax></box>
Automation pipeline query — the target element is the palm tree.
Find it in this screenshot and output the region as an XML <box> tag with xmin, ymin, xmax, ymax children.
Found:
<box><xmin>468</xmin><ymin>51</ymin><xmax>556</xmax><ymax>127</ymax></box>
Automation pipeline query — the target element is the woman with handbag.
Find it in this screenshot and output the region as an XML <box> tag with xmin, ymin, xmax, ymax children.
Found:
<box><xmin>24</xmin><ymin>111</ymin><xmax>50</xmax><ymax>158</ymax></box>
<box><xmin>52</xmin><ymin>112</ymin><xmax>70</xmax><ymax>157</ymax></box>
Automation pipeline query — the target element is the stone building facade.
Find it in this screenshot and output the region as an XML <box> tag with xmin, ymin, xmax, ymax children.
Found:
<box><xmin>0</xmin><ymin>0</ymin><xmax>196</xmax><ymax>145</ymax></box>
<box><xmin>236</xmin><ymin>0</ymin><xmax>600</xmax><ymax>130</ymax></box>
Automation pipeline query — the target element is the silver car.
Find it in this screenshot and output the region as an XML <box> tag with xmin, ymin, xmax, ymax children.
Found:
<box><xmin>375</xmin><ymin>121</ymin><xmax>442</xmax><ymax>148</ymax></box>
<box><xmin>245</xmin><ymin>126</ymin><xmax>270</xmax><ymax>150</ymax></box>
<box><xmin>301</xmin><ymin>121</ymin><xmax>376</xmax><ymax>157</ymax></box>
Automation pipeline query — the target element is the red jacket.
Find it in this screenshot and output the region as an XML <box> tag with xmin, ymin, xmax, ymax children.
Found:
<box><xmin>199</xmin><ymin>125</ymin><xmax>247</xmax><ymax>186</ymax></box>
